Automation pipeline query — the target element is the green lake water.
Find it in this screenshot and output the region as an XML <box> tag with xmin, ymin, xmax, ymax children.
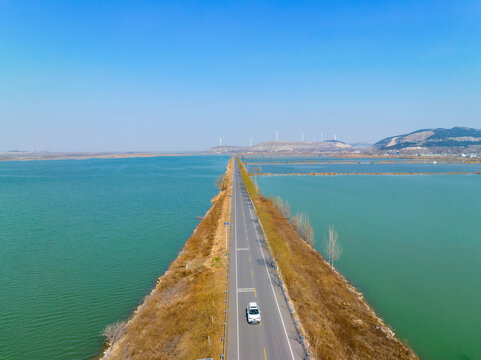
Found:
<box><xmin>256</xmin><ymin>174</ymin><xmax>481</xmax><ymax>360</ymax></box>
<box><xmin>0</xmin><ymin>156</ymin><xmax>228</xmax><ymax>360</ymax></box>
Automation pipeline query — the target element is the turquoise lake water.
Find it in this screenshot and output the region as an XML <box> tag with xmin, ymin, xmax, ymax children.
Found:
<box><xmin>0</xmin><ymin>156</ymin><xmax>228</xmax><ymax>360</ymax></box>
<box><xmin>256</xmin><ymin>174</ymin><xmax>481</xmax><ymax>360</ymax></box>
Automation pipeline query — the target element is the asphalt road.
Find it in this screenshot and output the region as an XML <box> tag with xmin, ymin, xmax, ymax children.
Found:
<box><xmin>226</xmin><ymin>160</ymin><xmax>306</xmax><ymax>360</ymax></box>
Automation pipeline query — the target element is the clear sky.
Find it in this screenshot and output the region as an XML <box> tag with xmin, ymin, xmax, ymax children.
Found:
<box><xmin>1</xmin><ymin>1</ymin><xmax>480</xmax><ymax>152</ymax></box>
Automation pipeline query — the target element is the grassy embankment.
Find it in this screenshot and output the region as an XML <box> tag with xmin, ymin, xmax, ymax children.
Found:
<box><xmin>99</xmin><ymin>157</ymin><xmax>233</xmax><ymax>360</ymax></box>
<box><xmin>238</xmin><ymin>158</ymin><xmax>418</xmax><ymax>360</ymax></box>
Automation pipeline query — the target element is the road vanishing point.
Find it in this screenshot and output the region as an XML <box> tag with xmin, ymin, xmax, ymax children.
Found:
<box><xmin>226</xmin><ymin>160</ymin><xmax>306</xmax><ymax>360</ymax></box>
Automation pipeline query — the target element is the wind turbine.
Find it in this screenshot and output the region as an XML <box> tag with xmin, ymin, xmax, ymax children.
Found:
<box><xmin>275</xmin><ymin>130</ymin><xmax>279</xmax><ymax>141</ymax></box>
<box><xmin>250</xmin><ymin>137</ymin><xmax>253</xmax><ymax>147</ymax></box>
<box><xmin>301</xmin><ymin>131</ymin><xmax>304</xmax><ymax>142</ymax></box>
<box><xmin>219</xmin><ymin>136</ymin><xmax>222</xmax><ymax>147</ymax></box>
<box><xmin>320</xmin><ymin>132</ymin><xmax>324</xmax><ymax>142</ymax></box>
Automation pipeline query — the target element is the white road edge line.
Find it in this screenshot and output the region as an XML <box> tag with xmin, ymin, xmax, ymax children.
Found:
<box><xmin>235</xmin><ymin>164</ymin><xmax>240</xmax><ymax>360</ymax></box>
<box><xmin>246</xmin><ymin>189</ymin><xmax>296</xmax><ymax>360</ymax></box>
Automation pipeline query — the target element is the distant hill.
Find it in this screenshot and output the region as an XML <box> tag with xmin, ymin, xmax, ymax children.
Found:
<box><xmin>374</xmin><ymin>127</ymin><xmax>481</xmax><ymax>151</ymax></box>
<box><xmin>206</xmin><ymin>140</ymin><xmax>352</xmax><ymax>154</ymax></box>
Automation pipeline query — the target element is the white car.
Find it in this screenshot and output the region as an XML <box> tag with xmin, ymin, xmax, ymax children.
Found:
<box><xmin>246</xmin><ymin>302</ymin><xmax>261</xmax><ymax>324</ymax></box>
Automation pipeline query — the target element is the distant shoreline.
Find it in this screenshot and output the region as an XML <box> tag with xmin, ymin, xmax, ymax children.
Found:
<box><xmin>2</xmin><ymin>151</ymin><xmax>480</xmax><ymax>164</ymax></box>
<box><xmin>0</xmin><ymin>152</ymin><xmax>205</xmax><ymax>162</ymax></box>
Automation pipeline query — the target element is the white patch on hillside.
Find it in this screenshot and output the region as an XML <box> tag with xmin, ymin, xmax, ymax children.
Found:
<box><xmin>446</xmin><ymin>136</ymin><xmax>481</xmax><ymax>142</ymax></box>
<box><xmin>387</xmin><ymin>137</ymin><xmax>399</xmax><ymax>147</ymax></box>
<box><xmin>403</xmin><ymin>130</ymin><xmax>434</xmax><ymax>143</ymax></box>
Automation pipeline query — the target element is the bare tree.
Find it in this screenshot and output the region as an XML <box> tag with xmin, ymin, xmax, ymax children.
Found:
<box><xmin>270</xmin><ymin>195</ymin><xmax>291</xmax><ymax>218</ymax></box>
<box><xmin>280</xmin><ymin>198</ymin><xmax>291</xmax><ymax>218</ymax></box>
<box><xmin>291</xmin><ymin>212</ymin><xmax>314</xmax><ymax>245</ymax></box>
<box><xmin>102</xmin><ymin>321</ymin><xmax>126</xmax><ymax>346</ymax></box>
<box><xmin>324</xmin><ymin>225</ymin><xmax>343</xmax><ymax>267</ymax></box>
<box><xmin>252</xmin><ymin>176</ymin><xmax>262</xmax><ymax>195</ymax></box>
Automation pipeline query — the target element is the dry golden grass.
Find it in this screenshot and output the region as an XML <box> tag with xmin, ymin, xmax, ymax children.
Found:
<box><xmin>99</xmin><ymin>158</ymin><xmax>233</xmax><ymax>360</ymax></box>
<box><xmin>238</xmin><ymin>158</ymin><xmax>418</xmax><ymax>360</ymax></box>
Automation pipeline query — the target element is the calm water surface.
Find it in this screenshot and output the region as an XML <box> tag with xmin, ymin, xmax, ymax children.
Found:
<box><xmin>0</xmin><ymin>156</ymin><xmax>228</xmax><ymax>360</ymax></box>
<box><xmin>256</xmin><ymin>174</ymin><xmax>481</xmax><ymax>360</ymax></box>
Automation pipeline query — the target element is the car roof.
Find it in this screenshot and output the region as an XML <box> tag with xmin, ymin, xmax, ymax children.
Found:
<box><xmin>248</xmin><ymin>302</ymin><xmax>258</xmax><ymax>308</ymax></box>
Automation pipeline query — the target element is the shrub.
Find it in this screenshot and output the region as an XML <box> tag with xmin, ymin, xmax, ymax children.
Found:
<box><xmin>102</xmin><ymin>321</ymin><xmax>126</xmax><ymax>346</ymax></box>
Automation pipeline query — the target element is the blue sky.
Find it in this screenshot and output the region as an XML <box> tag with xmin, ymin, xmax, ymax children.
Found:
<box><xmin>1</xmin><ymin>0</ymin><xmax>480</xmax><ymax>151</ymax></box>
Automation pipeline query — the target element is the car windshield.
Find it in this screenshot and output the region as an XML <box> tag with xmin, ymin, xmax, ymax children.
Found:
<box><xmin>249</xmin><ymin>309</ymin><xmax>259</xmax><ymax>315</ymax></box>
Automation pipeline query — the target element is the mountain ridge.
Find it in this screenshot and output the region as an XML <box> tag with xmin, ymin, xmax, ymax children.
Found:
<box><xmin>374</xmin><ymin>126</ymin><xmax>481</xmax><ymax>151</ymax></box>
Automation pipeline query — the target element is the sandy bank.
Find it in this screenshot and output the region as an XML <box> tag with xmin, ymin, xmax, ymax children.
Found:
<box><xmin>0</xmin><ymin>152</ymin><xmax>197</xmax><ymax>162</ymax></box>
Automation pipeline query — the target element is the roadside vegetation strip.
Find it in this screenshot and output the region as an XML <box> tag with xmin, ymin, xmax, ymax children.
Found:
<box><xmin>238</xmin><ymin>158</ymin><xmax>419</xmax><ymax>360</ymax></box>
<box><xmin>98</xmin><ymin>157</ymin><xmax>233</xmax><ymax>360</ymax></box>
